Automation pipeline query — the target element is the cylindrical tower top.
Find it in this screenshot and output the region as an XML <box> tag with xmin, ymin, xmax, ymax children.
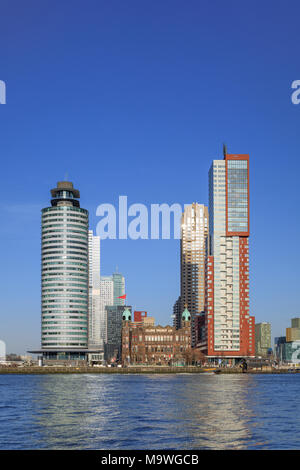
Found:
<box><xmin>50</xmin><ymin>181</ymin><xmax>80</xmax><ymax>207</ymax></box>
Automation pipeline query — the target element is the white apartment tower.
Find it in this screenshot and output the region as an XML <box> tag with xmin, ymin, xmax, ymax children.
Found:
<box><xmin>202</xmin><ymin>151</ymin><xmax>255</xmax><ymax>358</ymax></box>
<box><xmin>88</xmin><ymin>231</ymin><xmax>102</xmax><ymax>348</ymax></box>
<box><xmin>100</xmin><ymin>276</ymin><xmax>114</xmax><ymax>344</ymax></box>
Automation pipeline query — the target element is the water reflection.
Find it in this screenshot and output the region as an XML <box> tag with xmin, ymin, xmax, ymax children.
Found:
<box><xmin>1</xmin><ymin>374</ymin><xmax>300</xmax><ymax>449</ymax></box>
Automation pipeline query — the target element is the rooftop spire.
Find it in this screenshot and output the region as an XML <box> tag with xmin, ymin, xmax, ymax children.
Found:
<box><xmin>122</xmin><ymin>308</ymin><xmax>131</xmax><ymax>322</ymax></box>
<box><xmin>182</xmin><ymin>305</ymin><xmax>191</xmax><ymax>322</ymax></box>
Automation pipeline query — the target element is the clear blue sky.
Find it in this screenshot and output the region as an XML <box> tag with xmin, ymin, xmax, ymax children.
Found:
<box><xmin>1</xmin><ymin>0</ymin><xmax>300</xmax><ymax>354</ymax></box>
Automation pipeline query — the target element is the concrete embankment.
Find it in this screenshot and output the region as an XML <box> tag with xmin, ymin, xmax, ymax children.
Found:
<box><xmin>0</xmin><ymin>366</ymin><xmax>297</xmax><ymax>375</ymax></box>
<box><xmin>0</xmin><ymin>366</ymin><xmax>208</xmax><ymax>374</ymax></box>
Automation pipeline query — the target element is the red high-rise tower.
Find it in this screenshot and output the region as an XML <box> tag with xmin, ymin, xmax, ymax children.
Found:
<box><xmin>197</xmin><ymin>149</ymin><xmax>255</xmax><ymax>359</ymax></box>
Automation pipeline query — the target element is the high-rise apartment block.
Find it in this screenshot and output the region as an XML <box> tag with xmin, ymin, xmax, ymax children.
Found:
<box><xmin>100</xmin><ymin>276</ymin><xmax>114</xmax><ymax>344</ymax></box>
<box><xmin>255</xmin><ymin>322</ymin><xmax>271</xmax><ymax>357</ymax></box>
<box><xmin>88</xmin><ymin>231</ymin><xmax>102</xmax><ymax>348</ymax></box>
<box><xmin>198</xmin><ymin>151</ymin><xmax>255</xmax><ymax>358</ymax></box>
<box><xmin>180</xmin><ymin>203</ymin><xmax>209</xmax><ymax>345</ymax></box>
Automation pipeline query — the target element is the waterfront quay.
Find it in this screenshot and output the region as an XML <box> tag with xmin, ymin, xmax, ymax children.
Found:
<box><xmin>0</xmin><ymin>366</ymin><xmax>299</xmax><ymax>374</ymax></box>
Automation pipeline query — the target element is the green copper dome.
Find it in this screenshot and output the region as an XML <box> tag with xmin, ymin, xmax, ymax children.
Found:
<box><xmin>182</xmin><ymin>307</ymin><xmax>191</xmax><ymax>322</ymax></box>
<box><xmin>122</xmin><ymin>308</ymin><xmax>131</xmax><ymax>321</ymax></box>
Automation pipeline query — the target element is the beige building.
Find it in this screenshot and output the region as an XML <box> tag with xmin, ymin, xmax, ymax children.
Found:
<box><xmin>142</xmin><ymin>316</ymin><xmax>155</xmax><ymax>326</ymax></box>
<box><xmin>286</xmin><ymin>318</ymin><xmax>300</xmax><ymax>342</ymax></box>
<box><xmin>180</xmin><ymin>203</ymin><xmax>209</xmax><ymax>344</ymax></box>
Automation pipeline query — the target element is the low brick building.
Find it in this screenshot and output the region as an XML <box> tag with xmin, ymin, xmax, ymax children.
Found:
<box><xmin>122</xmin><ymin>307</ymin><xmax>192</xmax><ymax>366</ymax></box>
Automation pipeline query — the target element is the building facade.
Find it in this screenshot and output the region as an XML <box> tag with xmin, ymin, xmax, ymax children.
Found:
<box><xmin>133</xmin><ymin>311</ymin><xmax>155</xmax><ymax>326</ymax></box>
<box><xmin>275</xmin><ymin>338</ymin><xmax>300</xmax><ymax>365</ymax></box>
<box><xmin>88</xmin><ymin>230</ymin><xmax>102</xmax><ymax>348</ymax></box>
<box><xmin>274</xmin><ymin>318</ymin><xmax>300</xmax><ymax>364</ymax></box>
<box><xmin>180</xmin><ymin>203</ymin><xmax>209</xmax><ymax>345</ymax></box>
<box><xmin>274</xmin><ymin>336</ymin><xmax>286</xmax><ymax>363</ymax></box>
<box><xmin>41</xmin><ymin>181</ymin><xmax>89</xmax><ymax>358</ymax></box>
<box><xmin>113</xmin><ymin>273</ymin><xmax>125</xmax><ymax>305</ymax></box>
<box><xmin>173</xmin><ymin>296</ymin><xmax>182</xmax><ymax>330</ymax></box>
<box><xmin>99</xmin><ymin>272</ymin><xmax>125</xmax><ymax>344</ymax></box>
<box><xmin>134</xmin><ymin>311</ymin><xmax>147</xmax><ymax>323</ymax></box>
<box><xmin>122</xmin><ymin>308</ymin><xmax>192</xmax><ymax>366</ymax></box>
<box><xmin>198</xmin><ymin>150</ymin><xmax>255</xmax><ymax>358</ymax></box>
<box><xmin>105</xmin><ymin>305</ymin><xmax>132</xmax><ymax>362</ymax></box>
<box><xmin>99</xmin><ymin>276</ymin><xmax>114</xmax><ymax>344</ymax></box>
<box><xmin>255</xmin><ymin>322</ymin><xmax>271</xmax><ymax>357</ymax></box>
<box><xmin>286</xmin><ymin>317</ymin><xmax>300</xmax><ymax>342</ymax></box>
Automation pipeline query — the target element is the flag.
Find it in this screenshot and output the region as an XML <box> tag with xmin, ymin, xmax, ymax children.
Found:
<box><xmin>118</xmin><ymin>294</ymin><xmax>126</xmax><ymax>299</ymax></box>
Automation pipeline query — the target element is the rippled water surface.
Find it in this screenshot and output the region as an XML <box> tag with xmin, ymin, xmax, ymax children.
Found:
<box><xmin>0</xmin><ymin>373</ymin><xmax>300</xmax><ymax>449</ymax></box>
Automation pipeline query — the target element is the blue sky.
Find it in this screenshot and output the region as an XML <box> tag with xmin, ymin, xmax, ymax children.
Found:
<box><xmin>1</xmin><ymin>0</ymin><xmax>300</xmax><ymax>353</ymax></box>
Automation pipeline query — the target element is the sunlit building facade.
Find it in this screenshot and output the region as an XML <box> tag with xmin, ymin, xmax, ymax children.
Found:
<box><xmin>255</xmin><ymin>322</ymin><xmax>271</xmax><ymax>356</ymax></box>
<box><xmin>198</xmin><ymin>151</ymin><xmax>255</xmax><ymax>358</ymax></box>
<box><xmin>180</xmin><ymin>203</ymin><xmax>209</xmax><ymax>345</ymax></box>
<box><xmin>88</xmin><ymin>230</ymin><xmax>102</xmax><ymax>348</ymax></box>
<box><xmin>113</xmin><ymin>273</ymin><xmax>125</xmax><ymax>305</ymax></box>
<box><xmin>100</xmin><ymin>276</ymin><xmax>114</xmax><ymax>344</ymax></box>
<box><xmin>41</xmin><ymin>181</ymin><xmax>89</xmax><ymax>352</ymax></box>
<box><xmin>122</xmin><ymin>308</ymin><xmax>192</xmax><ymax>366</ymax></box>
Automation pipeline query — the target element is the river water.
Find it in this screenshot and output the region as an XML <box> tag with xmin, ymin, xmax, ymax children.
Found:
<box><xmin>0</xmin><ymin>373</ymin><xmax>299</xmax><ymax>449</ymax></box>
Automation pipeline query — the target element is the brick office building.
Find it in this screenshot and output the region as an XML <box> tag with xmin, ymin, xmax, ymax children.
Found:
<box><xmin>122</xmin><ymin>307</ymin><xmax>192</xmax><ymax>366</ymax></box>
<box><xmin>133</xmin><ymin>311</ymin><xmax>155</xmax><ymax>326</ymax></box>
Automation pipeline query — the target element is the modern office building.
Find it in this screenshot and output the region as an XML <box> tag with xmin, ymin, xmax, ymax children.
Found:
<box><xmin>274</xmin><ymin>317</ymin><xmax>300</xmax><ymax>365</ymax></box>
<box><xmin>197</xmin><ymin>148</ymin><xmax>255</xmax><ymax>359</ymax></box>
<box><xmin>37</xmin><ymin>181</ymin><xmax>90</xmax><ymax>362</ymax></box>
<box><xmin>274</xmin><ymin>337</ymin><xmax>300</xmax><ymax>365</ymax></box>
<box><xmin>255</xmin><ymin>322</ymin><xmax>271</xmax><ymax>357</ymax></box>
<box><xmin>286</xmin><ymin>317</ymin><xmax>300</xmax><ymax>342</ymax></box>
<box><xmin>180</xmin><ymin>203</ymin><xmax>209</xmax><ymax>346</ymax></box>
<box><xmin>274</xmin><ymin>318</ymin><xmax>300</xmax><ymax>365</ymax></box>
<box><xmin>173</xmin><ymin>296</ymin><xmax>182</xmax><ymax>330</ymax></box>
<box><xmin>29</xmin><ymin>181</ymin><xmax>104</xmax><ymax>363</ymax></box>
<box><xmin>99</xmin><ymin>272</ymin><xmax>125</xmax><ymax>345</ymax></box>
<box><xmin>274</xmin><ymin>336</ymin><xmax>286</xmax><ymax>363</ymax></box>
<box><xmin>291</xmin><ymin>318</ymin><xmax>300</xmax><ymax>328</ymax></box>
<box><xmin>105</xmin><ymin>305</ymin><xmax>132</xmax><ymax>362</ymax></box>
<box><xmin>88</xmin><ymin>230</ymin><xmax>102</xmax><ymax>348</ymax></box>
<box><xmin>283</xmin><ymin>341</ymin><xmax>300</xmax><ymax>364</ymax></box>
<box><xmin>113</xmin><ymin>272</ymin><xmax>125</xmax><ymax>305</ymax></box>
<box><xmin>99</xmin><ymin>276</ymin><xmax>114</xmax><ymax>344</ymax></box>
